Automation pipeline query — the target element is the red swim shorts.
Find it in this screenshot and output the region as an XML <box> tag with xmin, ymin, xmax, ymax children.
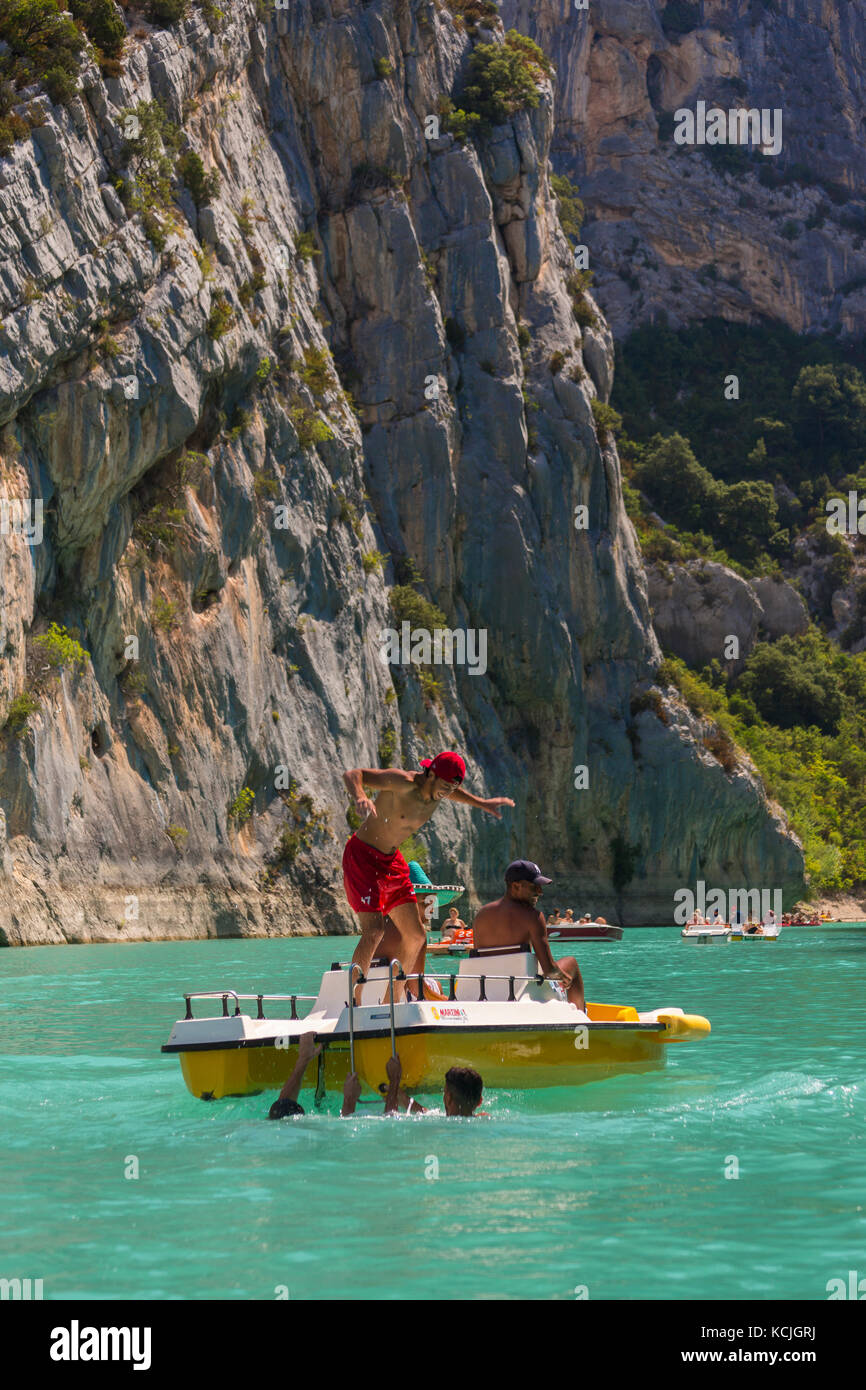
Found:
<box><xmin>342</xmin><ymin>835</ymin><xmax>417</xmax><ymax>916</ymax></box>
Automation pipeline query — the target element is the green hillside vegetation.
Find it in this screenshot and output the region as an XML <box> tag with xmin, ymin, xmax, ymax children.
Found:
<box><xmin>658</xmin><ymin>642</ymin><xmax>866</xmax><ymax>895</ymax></box>
<box><xmin>615</xmin><ymin>320</ymin><xmax>866</xmax><ymax>580</ymax></box>
<box><xmin>618</xmin><ymin>320</ymin><xmax>866</xmax><ymax>895</ymax></box>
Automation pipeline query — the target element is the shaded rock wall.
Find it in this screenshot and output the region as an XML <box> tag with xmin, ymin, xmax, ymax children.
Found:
<box><xmin>503</xmin><ymin>0</ymin><xmax>866</xmax><ymax>337</ymax></box>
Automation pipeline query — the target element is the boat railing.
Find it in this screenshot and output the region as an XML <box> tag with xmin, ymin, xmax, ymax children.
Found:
<box><xmin>183</xmin><ymin>964</ymin><xmax>553</xmax><ymax>1025</ymax></box>
<box><xmin>332</xmin><ymin>961</ymin><xmax>547</xmax><ymax>1003</ymax></box>
<box><xmin>183</xmin><ymin>990</ymin><xmax>318</xmax><ymax>1021</ymax></box>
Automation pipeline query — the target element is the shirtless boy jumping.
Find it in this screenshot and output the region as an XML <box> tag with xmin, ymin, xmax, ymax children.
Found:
<box><xmin>342</xmin><ymin>752</ymin><xmax>514</xmax><ymax>1000</ymax></box>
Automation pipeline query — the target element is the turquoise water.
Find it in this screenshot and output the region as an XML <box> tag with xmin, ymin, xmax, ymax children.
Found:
<box><xmin>1</xmin><ymin>928</ymin><xmax>864</xmax><ymax>1301</ymax></box>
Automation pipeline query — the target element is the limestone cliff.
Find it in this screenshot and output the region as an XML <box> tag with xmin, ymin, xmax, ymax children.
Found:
<box><xmin>502</xmin><ymin>0</ymin><xmax>866</xmax><ymax>337</ymax></box>
<box><xmin>0</xmin><ymin>0</ymin><xmax>802</xmax><ymax>944</ymax></box>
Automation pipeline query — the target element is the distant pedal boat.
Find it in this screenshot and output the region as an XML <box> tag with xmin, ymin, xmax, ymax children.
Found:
<box><xmin>161</xmin><ymin>953</ymin><xmax>710</xmax><ymax>1100</ymax></box>
<box><xmin>681</xmin><ymin>925</ymin><xmax>732</xmax><ymax>943</ymax></box>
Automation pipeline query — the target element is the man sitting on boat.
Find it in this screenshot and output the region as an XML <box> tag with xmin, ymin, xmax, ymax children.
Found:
<box><xmin>547</xmin><ymin>908</ymin><xmax>562</xmax><ymax>926</ymax></box>
<box><xmin>342</xmin><ymin>752</ymin><xmax>514</xmax><ymax>1003</ymax></box>
<box><xmin>471</xmin><ymin>860</ymin><xmax>586</xmax><ymax>1009</ymax></box>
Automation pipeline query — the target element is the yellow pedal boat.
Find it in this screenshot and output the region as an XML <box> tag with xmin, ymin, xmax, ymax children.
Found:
<box><xmin>162</xmin><ymin>953</ymin><xmax>711</xmax><ymax>1100</ymax></box>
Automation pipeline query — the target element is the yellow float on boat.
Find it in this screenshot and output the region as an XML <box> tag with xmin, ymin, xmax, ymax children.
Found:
<box><xmin>162</xmin><ymin>954</ymin><xmax>711</xmax><ymax>1100</ymax></box>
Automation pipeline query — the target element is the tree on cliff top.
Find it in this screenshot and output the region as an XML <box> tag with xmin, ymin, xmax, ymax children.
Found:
<box><xmin>0</xmin><ymin>0</ymin><xmax>84</xmax><ymax>105</ymax></box>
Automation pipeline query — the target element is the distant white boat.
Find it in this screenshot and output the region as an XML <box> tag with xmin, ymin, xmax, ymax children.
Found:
<box><xmin>681</xmin><ymin>925</ymin><xmax>731</xmax><ymax>944</ymax></box>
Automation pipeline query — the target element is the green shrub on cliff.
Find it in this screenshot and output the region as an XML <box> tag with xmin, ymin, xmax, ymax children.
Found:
<box><xmin>207</xmin><ymin>291</ymin><xmax>235</xmax><ymax>339</ymax></box>
<box><xmin>389</xmin><ymin>586</ymin><xmax>447</xmax><ymax>632</ymax></box>
<box><xmin>120</xmin><ymin>100</ymin><xmax>182</xmax><ymax>249</ymax></box>
<box><xmin>460</xmin><ymin>30</ymin><xmax>553</xmax><ymax>128</ymax></box>
<box><xmin>289</xmin><ymin>401</ymin><xmax>333</xmax><ymax>448</ymax></box>
<box><xmin>3</xmin><ymin>690</ymin><xmax>40</xmax><ymax>734</ymax></box>
<box><xmin>0</xmin><ymin>0</ymin><xmax>84</xmax><ymax>115</ymax></box>
<box><xmin>146</xmin><ymin>0</ymin><xmax>188</xmax><ymax>22</ymax></box>
<box><xmin>177</xmin><ymin>150</ymin><xmax>220</xmax><ymax>207</ymax></box>
<box><xmin>264</xmin><ymin>782</ymin><xmax>332</xmax><ymax>880</ymax></box>
<box><xmin>70</xmin><ymin>0</ymin><xmax>125</xmax><ymax>73</ymax></box>
<box><xmin>445</xmin><ymin>0</ymin><xmax>500</xmax><ymax>36</ymax></box>
<box><xmin>33</xmin><ymin>623</ymin><xmax>89</xmax><ymax>674</ymax></box>
<box><xmin>590</xmin><ymin>399</ymin><xmax>621</xmax><ymax>446</ymax></box>
<box><xmin>551</xmin><ymin>172</ymin><xmax>584</xmax><ymax>245</ymax></box>
<box><xmin>227</xmin><ymin>786</ymin><xmax>255</xmax><ymax>826</ymax></box>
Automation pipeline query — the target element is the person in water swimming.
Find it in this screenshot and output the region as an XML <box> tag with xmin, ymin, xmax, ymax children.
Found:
<box><xmin>342</xmin><ymin>753</ymin><xmax>514</xmax><ymax>1002</ymax></box>
<box><xmin>268</xmin><ymin>1032</ymin><xmax>320</xmax><ymax>1118</ymax></box>
<box><xmin>471</xmin><ymin>860</ymin><xmax>585</xmax><ymax>1009</ymax></box>
<box><xmin>341</xmin><ymin>1054</ymin><xmax>485</xmax><ymax>1117</ymax></box>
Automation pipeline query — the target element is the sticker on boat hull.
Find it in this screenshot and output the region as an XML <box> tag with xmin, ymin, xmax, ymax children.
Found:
<box><xmin>431</xmin><ymin>1006</ymin><xmax>468</xmax><ymax>1021</ymax></box>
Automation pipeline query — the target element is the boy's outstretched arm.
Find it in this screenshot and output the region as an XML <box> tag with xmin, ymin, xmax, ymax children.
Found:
<box><xmin>450</xmin><ymin>787</ymin><xmax>515</xmax><ymax>819</ymax></box>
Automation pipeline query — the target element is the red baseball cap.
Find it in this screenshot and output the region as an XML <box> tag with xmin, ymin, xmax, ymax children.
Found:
<box><xmin>420</xmin><ymin>752</ymin><xmax>466</xmax><ymax>783</ymax></box>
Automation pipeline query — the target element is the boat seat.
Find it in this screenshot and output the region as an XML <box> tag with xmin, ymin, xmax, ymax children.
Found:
<box><xmin>455</xmin><ymin>951</ymin><xmax>539</xmax><ymax>1002</ymax></box>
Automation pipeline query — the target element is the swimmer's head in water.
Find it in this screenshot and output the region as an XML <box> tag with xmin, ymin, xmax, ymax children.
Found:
<box><xmin>444</xmin><ymin>1066</ymin><xmax>483</xmax><ymax>1116</ymax></box>
<box><xmin>268</xmin><ymin>1097</ymin><xmax>305</xmax><ymax>1119</ymax></box>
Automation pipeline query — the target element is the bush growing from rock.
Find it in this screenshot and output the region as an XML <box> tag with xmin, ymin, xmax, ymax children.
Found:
<box><xmin>178</xmin><ymin>149</ymin><xmax>220</xmax><ymax>206</ymax></box>
<box><xmin>33</xmin><ymin>623</ymin><xmax>89</xmax><ymax>674</ymax></box>
<box><xmin>146</xmin><ymin>0</ymin><xmax>188</xmax><ymax>22</ymax></box>
<box><xmin>461</xmin><ymin>30</ymin><xmax>553</xmax><ymax>127</ymax></box>
<box><xmin>0</xmin><ymin>0</ymin><xmax>84</xmax><ymax>115</ymax></box>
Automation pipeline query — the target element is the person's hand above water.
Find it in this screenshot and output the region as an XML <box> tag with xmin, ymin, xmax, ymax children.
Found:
<box><xmin>297</xmin><ymin>1032</ymin><xmax>321</xmax><ymax>1065</ymax></box>
<box><xmin>341</xmin><ymin>1071</ymin><xmax>361</xmax><ymax>1117</ymax></box>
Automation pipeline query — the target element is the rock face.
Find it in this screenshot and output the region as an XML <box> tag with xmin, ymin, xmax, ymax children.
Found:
<box><xmin>647</xmin><ymin>560</ymin><xmax>809</xmax><ymax>668</ymax></box>
<box><xmin>647</xmin><ymin>560</ymin><xmax>760</xmax><ymax>671</ymax></box>
<box><xmin>0</xmin><ymin>1</ymin><xmax>802</xmax><ymax>943</ymax></box>
<box><xmin>750</xmin><ymin>576</ymin><xmax>809</xmax><ymax>640</ymax></box>
<box><xmin>502</xmin><ymin>0</ymin><xmax>866</xmax><ymax>337</ymax></box>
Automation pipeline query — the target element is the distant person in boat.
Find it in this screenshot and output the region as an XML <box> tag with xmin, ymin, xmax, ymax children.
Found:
<box><xmin>471</xmin><ymin>860</ymin><xmax>586</xmax><ymax>1009</ymax></box>
<box><xmin>341</xmin><ymin>1054</ymin><xmax>485</xmax><ymax>1117</ymax></box>
<box><xmin>745</xmin><ymin>916</ymin><xmax>763</xmax><ymax>936</ymax></box>
<box><xmin>268</xmin><ymin>1032</ymin><xmax>320</xmax><ymax>1119</ymax></box>
<box><xmin>689</xmin><ymin>910</ymin><xmax>707</xmax><ymax>926</ymax></box>
<box><xmin>547</xmin><ymin>909</ymin><xmax>561</xmax><ymax>926</ymax></box>
<box><xmin>578</xmin><ymin>914</ymin><xmax>591</xmax><ymax>924</ymax></box>
<box><xmin>564</xmin><ymin>908</ymin><xmax>575</xmax><ymax>923</ymax></box>
<box><xmin>342</xmin><ymin>752</ymin><xmax>514</xmax><ymax>1002</ymax></box>
<box><xmin>709</xmin><ymin>909</ymin><xmax>726</xmax><ymax>927</ymax></box>
<box><xmin>442</xmin><ymin>906</ymin><xmax>467</xmax><ymax>942</ymax></box>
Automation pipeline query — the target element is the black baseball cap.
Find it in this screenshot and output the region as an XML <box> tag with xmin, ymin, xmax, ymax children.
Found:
<box><xmin>505</xmin><ymin>859</ymin><xmax>552</xmax><ymax>886</ymax></box>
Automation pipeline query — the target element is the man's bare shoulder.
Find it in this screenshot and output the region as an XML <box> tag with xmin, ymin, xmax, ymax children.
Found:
<box><xmin>473</xmin><ymin>898</ymin><xmax>505</xmax><ymax>921</ymax></box>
